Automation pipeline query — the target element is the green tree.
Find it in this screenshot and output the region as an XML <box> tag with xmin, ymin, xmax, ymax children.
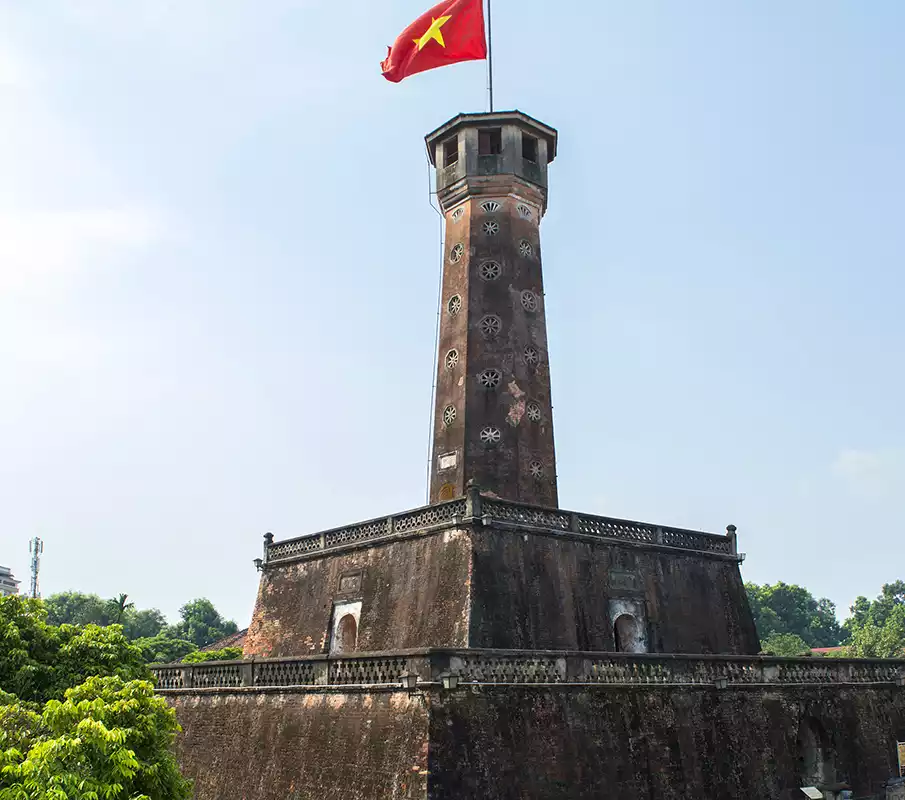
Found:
<box><xmin>45</xmin><ymin>591</ymin><xmax>168</xmax><ymax>641</ymax></box>
<box><xmin>181</xmin><ymin>646</ymin><xmax>243</xmax><ymax>663</ymax></box>
<box><xmin>760</xmin><ymin>632</ymin><xmax>810</xmax><ymax>656</ymax></box>
<box><xmin>107</xmin><ymin>592</ymin><xmax>135</xmax><ymax>624</ymax></box>
<box><xmin>135</xmin><ymin>633</ymin><xmax>198</xmax><ymax>664</ymax></box>
<box><xmin>847</xmin><ymin>604</ymin><xmax>905</xmax><ymax>658</ymax></box>
<box><xmin>44</xmin><ymin>591</ymin><xmax>110</xmax><ymax>627</ymax></box>
<box><xmin>122</xmin><ymin>607</ymin><xmax>168</xmax><ymax>640</ymax></box>
<box><xmin>0</xmin><ymin>596</ymin><xmax>148</xmax><ymax>704</ymax></box>
<box><xmin>171</xmin><ymin>598</ymin><xmax>239</xmax><ymax>648</ymax></box>
<box><xmin>0</xmin><ymin>676</ymin><xmax>192</xmax><ymax>800</ymax></box>
<box><xmin>745</xmin><ymin>582</ymin><xmax>842</xmax><ymax>648</ymax></box>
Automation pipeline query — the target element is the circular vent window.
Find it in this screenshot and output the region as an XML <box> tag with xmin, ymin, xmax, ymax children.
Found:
<box><xmin>443</xmin><ymin>405</ymin><xmax>457</xmax><ymax>426</ymax></box>
<box><xmin>480</xmin><ymin>426</ymin><xmax>501</xmax><ymax>444</ymax></box>
<box><xmin>524</xmin><ymin>346</ymin><xmax>540</xmax><ymax>366</ymax></box>
<box><xmin>518</xmin><ymin>240</ymin><xmax>533</xmax><ymax>258</ymax></box>
<box><xmin>521</xmin><ymin>290</ymin><xmax>539</xmax><ymax>312</ymax></box>
<box><xmin>450</xmin><ymin>243</ymin><xmax>464</xmax><ymax>262</ymax></box>
<box><xmin>479</xmin><ymin>261</ymin><xmax>501</xmax><ymax>281</ymax></box>
<box><xmin>447</xmin><ymin>295</ymin><xmax>462</xmax><ymax>315</ymax></box>
<box><xmin>445</xmin><ymin>349</ymin><xmax>459</xmax><ymax>370</ymax></box>
<box><xmin>480</xmin><ymin>315</ymin><xmax>502</xmax><ymax>338</ymax></box>
<box><xmin>479</xmin><ymin>369</ymin><xmax>502</xmax><ymax>389</ymax></box>
<box><xmin>482</xmin><ymin>220</ymin><xmax>500</xmax><ymax>236</ymax></box>
<box><xmin>526</xmin><ymin>402</ymin><xmax>541</xmax><ymax>422</ymax></box>
<box><xmin>529</xmin><ymin>460</ymin><xmax>545</xmax><ymax>479</ymax></box>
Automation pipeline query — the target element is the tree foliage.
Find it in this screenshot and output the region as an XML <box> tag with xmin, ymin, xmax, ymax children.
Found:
<box><xmin>745</xmin><ymin>582</ymin><xmax>842</xmax><ymax>648</ymax></box>
<box><xmin>134</xmin><ymin>635</ymin><xmax>199</xmax><ymax>665</ymax></box>
<box><xmin>43</xmin><ymin>591</ymin><xmax>239</xmax><ymax>660</ymax></box>
<box><xmin>844</xmin><ymin>584</ymin><xmax>905</xmax><ymax>657</ymax></box>
<box><xmin>760</xmin><ymin>632</ymin><xmax>811</xmax><ymax>657</ymax></box>
<box><xmin>0</xmin><ymin>596</ymin><xmax>148</xmax><ymax>705</ymax></box>
<box><xmin>170</xmin><ymin>598</ymin><xmax>239</xmax><ymax>649</ymax></box>
<box><xmin>0</xmin><ymin>598</ymin><xmax>192</xmax><ymax>799</ymax></box>
<box><xmin>181</xmin><ymin>647</ymin><xmax>243</xmax><ymax>664</ymax></box>
<box><xmin>0</xmin><ymin>676</ymin><xmax>191</xmax><ymax>800</ymax></box>
<box><xmin>45</xmin><ymin>592</ymin><xmax>168</xmax><ymax>641</ymax></box>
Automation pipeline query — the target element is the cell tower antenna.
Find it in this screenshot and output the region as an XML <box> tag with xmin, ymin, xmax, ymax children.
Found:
<box><xmin>28</xmin><ymin>537</ymin><xmax>43</xmax><ymax>599</ymax></box>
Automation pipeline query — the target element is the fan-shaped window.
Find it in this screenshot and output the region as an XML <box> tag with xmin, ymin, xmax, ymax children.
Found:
<box><xmin>451</xmin><ymin>207</ymin><xmax>465</xmax><ymax>222</ymax></box>
<box><xmin>480</xmin><ymin>200</ymin><xmax>501</xmax><ymax>213</ymax></box>
<box><xmin>516</xmin><ymin>203</ymin><xmax>533</xmax><ymax>220</ymax></box>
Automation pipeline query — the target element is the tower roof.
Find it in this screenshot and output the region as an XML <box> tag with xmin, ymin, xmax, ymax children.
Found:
<box><xmin>425</xmin><ymin>110</ymin><xmax>558</xmax><ymax>166</ymax></box>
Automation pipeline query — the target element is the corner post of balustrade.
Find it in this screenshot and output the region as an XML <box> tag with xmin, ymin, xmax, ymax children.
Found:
<box><xmin>465</xmin><ymin>481</ymin><xmax>482</xmax><ymax>520</ymax></box>
<box><xmin>181</xmin><ymin>664</ymin><xmax>194</xmax><ymax>690</ymax></box>
<box><xmin>262</xmin><ymin>532</ymin><xmax>274</xmax><ymax>565</ymax></box>
<box><xmin>240</xmin><ymin>659</ymin><xmax>254</xmax><ymax>687</ymax></box>
<box><xmin>570</xmin><ymin>513</ymin><xmax>580</xmax><ymax>533</ymax></box>
<box><xmin>726</xmin><ymin>524</ymin><xmax>738</xmax><ymax>555</ymax></box>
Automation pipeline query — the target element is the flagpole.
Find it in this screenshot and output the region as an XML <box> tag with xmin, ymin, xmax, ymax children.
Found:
<box><xmin>486</xmin><ymin>0</ymin><xmax>493</xmax><ymax>112</ymax></box>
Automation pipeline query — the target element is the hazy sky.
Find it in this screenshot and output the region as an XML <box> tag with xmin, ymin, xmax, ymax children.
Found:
<box><xmin>1</xmin><ymin>1</ymin><xmax>902</xmax><ymax>628</ymax></box>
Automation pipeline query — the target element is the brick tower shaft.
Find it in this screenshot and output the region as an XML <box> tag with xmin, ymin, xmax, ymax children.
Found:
<box><xmin>426</xmin><ymin>111</ymin><xmax>558</xmax><ymax>507</ymax></box>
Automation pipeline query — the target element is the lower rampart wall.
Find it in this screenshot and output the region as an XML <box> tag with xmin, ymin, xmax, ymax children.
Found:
<box><xmin>429</xmin><ymin>685</ymin><xmax>905</xmax><ymax>799</ymax></box>
<box><xmin>168</xmin><ymin>690</ymin><xmax>429</xmax><ymax>800</ymax></box>
<box><xmin>164</xmin><ymin>680</ymin><xmax>905</xmax><ymax>800</ymax></box>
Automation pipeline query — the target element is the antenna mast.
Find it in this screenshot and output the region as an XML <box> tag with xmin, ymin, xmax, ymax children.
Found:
<box><xmin>28</xmin><ymin>537</ymin><xmax>43</xmax><ymax>599</ymax></box>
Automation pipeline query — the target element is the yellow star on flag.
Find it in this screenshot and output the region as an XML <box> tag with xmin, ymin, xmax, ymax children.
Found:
<box><xmin>414</xmin><ymin>15</ymin><xmax>452</xmax><ymax>50</ymax></box>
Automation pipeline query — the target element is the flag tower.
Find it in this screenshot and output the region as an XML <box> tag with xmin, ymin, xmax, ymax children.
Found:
<box><xmin>425</xmin><ymin>111</ymin><xmax>560</xmax><ymax>507</ymax></box>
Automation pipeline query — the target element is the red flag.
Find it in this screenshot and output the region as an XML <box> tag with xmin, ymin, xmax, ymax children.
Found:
<box><xmin>381</xmin><ymin>0</ymin><xmax>487</xmax><ymax>83</ymax></box>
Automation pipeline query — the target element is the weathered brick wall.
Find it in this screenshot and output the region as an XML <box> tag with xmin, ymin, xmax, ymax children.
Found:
<box><xmin>165</xmin><ymin>684</ymin><xmax>905</xmax><ymax>799</ymax></box>
<box><xmin>468</xmin><ymin>529</ymin><xmax>759</xmax><ymax>653</ymax></box>
<box><xmin>169</xmin><ymin>690</ymin><xmax>429</xmax><ymax>800</ymax></box>
<box><xmin>428</xmin><ymin>686</ymin><xmax>905</xmax><ymax>799</ymax></box>
<box><xmin>245</xmin><ymin>530</ymin><xmax>471</xmax><ymax>658</ymax></box>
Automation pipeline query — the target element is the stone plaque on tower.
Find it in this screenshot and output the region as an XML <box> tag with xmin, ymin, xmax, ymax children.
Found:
<box><xmin>425</xmin><ymin>111</ymin><xmax>559</xmax><ymax>507</ymax></box>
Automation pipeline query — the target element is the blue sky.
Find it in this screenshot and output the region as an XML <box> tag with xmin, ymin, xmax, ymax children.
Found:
<box><xmin>1</xmin><ymin>1</ymin><xmax>902</xmax><ymax>628</ymax></box>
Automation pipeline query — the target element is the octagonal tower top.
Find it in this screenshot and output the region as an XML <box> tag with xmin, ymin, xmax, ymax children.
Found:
<box><xmin>425</xmin><ymin>110</ymin><xmax>558</xmax><ymax>213</ymax></box>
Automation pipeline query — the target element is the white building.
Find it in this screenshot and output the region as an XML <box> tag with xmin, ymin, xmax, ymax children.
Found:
<box><xmin>0</xmin><ymin>566</ymin><xmax>20</xmax><ymax>596</ymax></box>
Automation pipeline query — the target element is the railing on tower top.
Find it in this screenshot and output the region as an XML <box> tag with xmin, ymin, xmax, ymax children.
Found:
<box><xmin>151</xmin><ymin>649</ymin><xmax>905</xmax><ymax>692</ymax></box>
<box><xmin>262</xmin><ymin>490</ymin><xmax>738</xmax><ymax>565</ymax></box>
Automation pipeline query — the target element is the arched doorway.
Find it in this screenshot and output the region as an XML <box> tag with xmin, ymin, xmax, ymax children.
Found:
<box><xmin>335</xmin><ymin>614</ymin><xmax>358</xmax><ymax>654</ymax></box>
<box><xmin>798</xmin><ymin>717</ymin><xmax>834</xmax><ymax>787</ymax></box>
<box><xmin>614</xmin><ymin>614</ymin><xmax>644</xmax><ymax>653</ymax></box>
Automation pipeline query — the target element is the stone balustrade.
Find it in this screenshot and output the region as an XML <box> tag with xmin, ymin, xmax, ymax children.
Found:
<box><xmin>151</xmin><ymin>649</ymin><xmax>905</xmax><ymax>692</ymax></box>
<box><xmin>263</xmin><ymin>490</ymin><xmax>737</xmax><ymax>565</ymax></box>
